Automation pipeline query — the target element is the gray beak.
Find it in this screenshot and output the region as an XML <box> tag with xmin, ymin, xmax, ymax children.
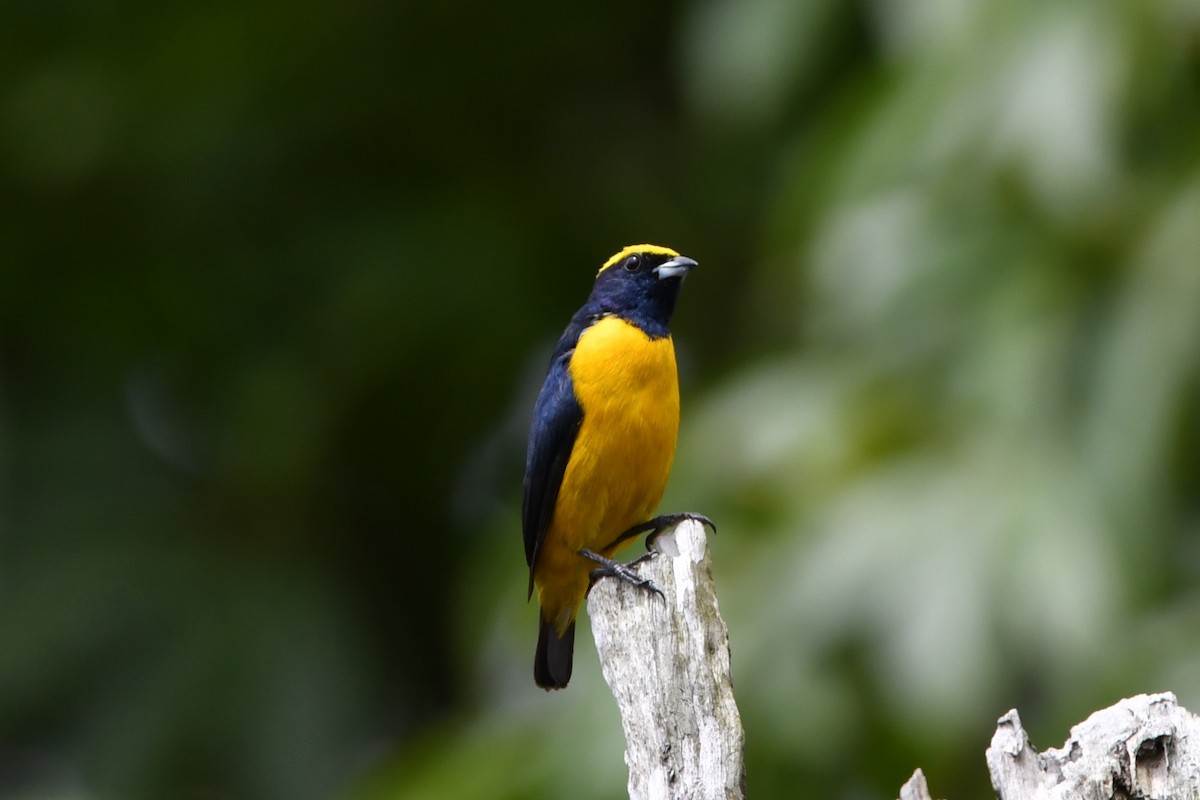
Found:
<box><xmin>655</xmin><ymin>255</ymin><xmax>698</xmax><ymax>280</ymax></box>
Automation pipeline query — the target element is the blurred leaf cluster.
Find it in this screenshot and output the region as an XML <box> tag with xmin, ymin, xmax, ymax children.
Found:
<box><xmin>3</xmin><ymin>0</ymin><xmax>1199</xmax><ymax>799</ymax></box>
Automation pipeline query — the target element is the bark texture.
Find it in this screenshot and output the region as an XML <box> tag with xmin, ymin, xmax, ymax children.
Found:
<box><xmin>987</xmin><ymin>692</ymin><xmax>1200</xmax><ymax>800</ymax></box>
<box><xmin>898</xmin><ymin>692</ymin><xmax>1200</xmax><ymax>800</ymax></box>
<box><xmin>898</xmin><ymin>768</ymin><xmax>938</xmax><ymax>800</ymax></box>
<box><xmin>587</xmin><ymin>519</ymin><xmax>745</xmax><ymax>800</ymax></box>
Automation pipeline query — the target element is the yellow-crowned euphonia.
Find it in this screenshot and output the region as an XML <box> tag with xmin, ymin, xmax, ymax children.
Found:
<box><xmin>522</xmin><ymin>244</ymin><xmax>713</xmax><ymax>690</ymax></box>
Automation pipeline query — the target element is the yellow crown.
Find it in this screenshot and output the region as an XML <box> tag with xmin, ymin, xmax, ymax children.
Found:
<box><xmin>597</xmin><ymin>244</ymin><xmax>680</xmax><ymax>276</ymax></box>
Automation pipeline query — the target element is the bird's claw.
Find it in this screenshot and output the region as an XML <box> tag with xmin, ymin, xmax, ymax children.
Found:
<box><xmin>581</xmin><ymin>548</ymin><xmax>664</xmax><ymax>600</ymax></box>
<box><xmin>644</xmin><ymin>512</ymin><xmax>716</xmax><ymax>551</ymax></box>
<box><xmin>604</xmin><ymin>511</ymin><xmax>716</xmax><ymax>552</ymax></box>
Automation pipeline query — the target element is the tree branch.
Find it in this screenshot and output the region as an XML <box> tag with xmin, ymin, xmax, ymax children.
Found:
<box><xmin>587</xmin><ymin>519</ymin><xmax>745</xmax><ymax>800</ymax></box>
<box><xmin>898</xmin><ymin>692</ymin><xmax>1200</xmax><ymax>800</ymax></box>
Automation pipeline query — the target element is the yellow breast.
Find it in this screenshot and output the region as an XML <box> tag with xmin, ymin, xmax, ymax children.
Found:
<box><xmin>533</xmin><ymin>315</ymin><xmax>681</xmax><ymax>629</ymax></box>
<box><xmin>556</xmin><ymin>315</ymin><xmax>680</xmax><ymax>549</ymax></box>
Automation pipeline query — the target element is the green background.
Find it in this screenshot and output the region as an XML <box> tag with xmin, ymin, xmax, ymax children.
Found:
<box><xmin>4</xmin><ymin>0</ymin><xmax>1199</xmax><ymax>798</ymax></box>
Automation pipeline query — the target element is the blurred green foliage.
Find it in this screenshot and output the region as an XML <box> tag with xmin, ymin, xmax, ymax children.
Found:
<box><xmin>3</xmin><ymin>0</ymin><xmax>1199</xmax><ymax>798</ymax></box>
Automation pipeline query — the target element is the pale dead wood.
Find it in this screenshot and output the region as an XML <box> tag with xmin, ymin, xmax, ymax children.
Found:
<box><xmin>899</xmin><ymin>692</ymin><xmax>1200</xmax><ymax>800</ymax></box>
<box><xmin>898</xmin><ymin>768</ymin><xmax>937</xmax><ymax>800</ymax></box>
<box><xmin>587</xmin><ymin>519</ymin><xmax>745</xmax><ymax>800</ymax></box>
<box><xmin>986</xmin><ymin>692</ymin><xmax>1200</xmax><ymax>800</ymax></box>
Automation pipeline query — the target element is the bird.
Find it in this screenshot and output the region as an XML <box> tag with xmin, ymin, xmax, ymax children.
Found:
<box><xmin>522</xmin><ymin>243</ymin><xmax>713</xmax><ymax>690</ymax></box>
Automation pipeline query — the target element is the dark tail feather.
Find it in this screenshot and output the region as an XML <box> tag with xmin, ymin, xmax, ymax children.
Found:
<box><xmin>534</xmin><ymin>618</ymin><xmax>575</xmax><ymax>690</ymax></box>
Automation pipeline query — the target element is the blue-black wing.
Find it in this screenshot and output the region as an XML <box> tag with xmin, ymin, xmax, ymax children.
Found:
<box><xmin>522</xmin><ymin>324</ymin><xmax>589</xmax><ymax>598</ymax></box>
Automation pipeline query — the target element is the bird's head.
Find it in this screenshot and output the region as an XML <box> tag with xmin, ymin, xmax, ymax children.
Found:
<box><xmin>589</xmin><ymin>244</ymin><xmax>697</xmax><ymax>334</ymax></box>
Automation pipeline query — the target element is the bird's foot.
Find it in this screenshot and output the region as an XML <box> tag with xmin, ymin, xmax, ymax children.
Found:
<box><xmin>581</xmin><ymin>548</ymin><xmax>663</xmax><ymax>600</ymax></box>
<box><xmin>603</xmin><ymin>511</ymin><xmax>717</xmax><ymax>552</ymax></box>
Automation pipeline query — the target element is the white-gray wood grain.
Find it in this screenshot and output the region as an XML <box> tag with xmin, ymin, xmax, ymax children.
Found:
<box><xmin>587</xmin><ymin>519</ymin><xmax>745</xmax><ymax>800</ymax></box>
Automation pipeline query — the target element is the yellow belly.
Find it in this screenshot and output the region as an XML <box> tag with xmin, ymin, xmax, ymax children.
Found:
<box><xmin>534</xmin><ymin>316</ymin><xmax>680</xmax><ymax>631</ymax></box>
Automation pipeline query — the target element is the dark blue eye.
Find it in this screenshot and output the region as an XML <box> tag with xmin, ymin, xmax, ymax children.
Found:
<box><xmin>623</xmin><ymin>255</ymin><xmax>641</xmax><ymax>272</ymax></box>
